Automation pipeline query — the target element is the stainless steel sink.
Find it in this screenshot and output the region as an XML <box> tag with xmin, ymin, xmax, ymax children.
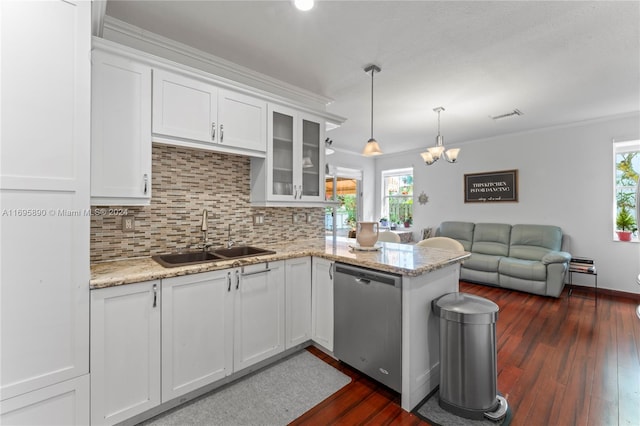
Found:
<box><xmin>153</xmin><ymin>251</ymin><xmax>223</xmax><ymax>268</ymax></box>
<box><xmin>213</xmin><ymin>246</ymin><xmax>275</xmax><ymax>259</ymax></box>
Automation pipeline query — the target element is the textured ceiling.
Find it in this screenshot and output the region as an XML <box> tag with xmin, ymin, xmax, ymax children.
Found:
<box><xmin>106</xmin><ymin>0</ymin><xmax>640</xmax><ymax>155</ymax></box>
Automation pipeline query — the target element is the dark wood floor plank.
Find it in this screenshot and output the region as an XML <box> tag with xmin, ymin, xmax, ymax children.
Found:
<box><xmin>291</xmin><ymin>282</ymin><xmax>640</xmax><ymax>426</ymax></box>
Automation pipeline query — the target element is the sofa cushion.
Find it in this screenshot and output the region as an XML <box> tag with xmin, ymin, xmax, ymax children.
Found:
<box><xmin>509</xmin><ymin>224</ymin><xmax>563</xmax><ymax>261</ymax></box>
<box><xmin>471</xmin><ymin>223</ymin><xmax>511</xmax><ymax>256</ymax></box>
<box><xmin>463</xmin><ymin>252</ymin><xmax>503</xmax><ymax>272</ymax></box>
<box><xmin>436</xmin><ymin>221</ymin><xmax>475</xmax><ymax>251</ymax></box>
<box><xmin>498</xmin><ymin>257</ymin><xmax>547</xmax><ymax>281</ymax></box>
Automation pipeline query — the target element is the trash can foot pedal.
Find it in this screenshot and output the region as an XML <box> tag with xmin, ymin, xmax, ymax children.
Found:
<box><xmin>484</xmin><ymin>395</ymin><xmax>508</xmax><ymax>421</ymax></box>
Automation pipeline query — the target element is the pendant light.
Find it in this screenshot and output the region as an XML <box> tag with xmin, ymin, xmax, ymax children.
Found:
<box><xmin>362</xmin><ymin>64</ymin><xmax>383</xmax><ymax>156</ymax></box>
<box><xmin>420</xmin><ymin>107</ymin><xmax>460</xmax><ymax>165</ymax></box>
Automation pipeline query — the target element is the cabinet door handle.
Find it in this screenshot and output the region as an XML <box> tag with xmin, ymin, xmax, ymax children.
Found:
<box><xmin>220</xmin><ymin>124</ymin><xmax>224</xmax><ymax>142</ymax></box>
<box><xmin>235</xmin><ymin>270</ymin><xmax>240</xmax><ymax>290</ymax></box>
<box><xmin>298</xmin><ymin>185</ymin><xmax>303</xmax><ymax>199</ymax></box>
<box><xmin>211</xmin><ymin>122</ymin><xmax>216</xmax><ymax>141</ymax></box>
<box><xmin>152</xmin><ymin>283</ymin><xmax>158</xmax><ymax>308</ymax></box>
<box><xmin>143</xmin><ymin>174</ymin><xmax>149</xmax><ymax>195</ymax></box>
<box><xmin>227</xmin><ymin>271</ymin><xmax>231</xmax><ymax>292</ymax></box>
<box><xmin>329</xmin><ymin>262</ymin><xmax>333</xmax><ymax>280</ymax></box>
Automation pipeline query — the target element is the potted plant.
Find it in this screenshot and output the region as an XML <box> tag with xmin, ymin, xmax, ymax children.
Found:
<box><xmin>403</xmin><ymin>215</ymin><xmax>412</xmax><ymax>228</ymax></box>
<box><xmin>616</xmin><ymin>205</ymin><xmax>637</xmax><ymax>241</ymax></box>
<box><xmin>379</xmin><ymin>217</ymin><xmax>389</xmax><ymax>227</ymax></box>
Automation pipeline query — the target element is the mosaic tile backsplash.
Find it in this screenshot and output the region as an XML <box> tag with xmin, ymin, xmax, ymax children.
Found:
<box><xmin>90</xmin><ymin>144</ymin><xmax>325</xmax><ymax>263</ymax></box>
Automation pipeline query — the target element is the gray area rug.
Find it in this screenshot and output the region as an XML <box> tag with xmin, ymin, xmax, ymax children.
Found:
<box><xmin>142</xmin><ymin>351</ymin><xmax>351</xmax><ymax>426</ymax></box>
<box><xmin>414</xmin><ymin>390</ymin><xmax>512</xmax><ymax>426</ymax></box>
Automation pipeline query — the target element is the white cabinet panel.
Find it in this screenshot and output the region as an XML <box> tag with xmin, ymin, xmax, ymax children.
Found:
<box><xmin>0</xmin><ymin>0</ymin><xmax>83</xmax><ymax>183</ymax></box>
<box><xmin>91</xmin><ymin>50</ymin><xmax>152</xmax><ymax>205</ymax></box>
<box><xmin>218</xmin><ymin>89</ymin><xmax>267</xmax><ymax>152</ymax></box>
<box><xmin>90</xmin><ymin>281</ymin><xmax>161</xmax><ymax>426</ymax></box>
<box><xmin>285</xmin><ymin>257</ymin><xmax>312</xmax><ymax>349</ymax></box>
<box><xmin>152</xmin><ymin>69</ymin><xmax>218</xmax><ymax>143</ymax></box>
<box><xmin>0</xmin><ymin>375</ymin><xmax>89</xmax><ymax>426</ymax></box>
<box><xmin>312</xmin><ymin>257</ymin><xmax>334</xmax><ymax>351</ymax></box>
<box><xmin>234</xmin><ymin>262</ymin><xmax>285</xmax><ymax>371</ymax></box>
<box><xmin>162</xmin><ymin>271</ymin><xmax>234</xmax><ymax>401</ymax></box>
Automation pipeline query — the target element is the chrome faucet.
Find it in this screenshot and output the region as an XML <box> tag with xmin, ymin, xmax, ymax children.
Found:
<box><xmin>197</xmin><ymin>209</ymin><xmax>213</xmax><ymax>251</ymax></box>
<box><xmin>226</xmin><ymin>224</ymin><xmax>235</xmax><ymax>249</ymax></box>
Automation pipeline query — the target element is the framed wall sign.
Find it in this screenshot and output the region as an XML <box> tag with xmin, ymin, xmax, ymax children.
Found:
<box><xmin>464</xmin><ymin>169</ymin><xmax>518</xmax><ymax>203</ymax></box>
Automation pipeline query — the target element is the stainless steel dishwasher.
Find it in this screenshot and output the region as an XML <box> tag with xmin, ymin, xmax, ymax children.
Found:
<box><xmin>333</xmin><ymin>263</ymin><xmax>402</xmax><ymax>392</ymax></box>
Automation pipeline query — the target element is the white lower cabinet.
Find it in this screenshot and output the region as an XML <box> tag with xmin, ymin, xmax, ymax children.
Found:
<box><xmin>285</xmin><ymin>257</ymin><xmax>312</xmax><ymax>349</ymax></box>
<box><xmin>161</xmin><ymin>270</ymin><xmax>234</xmax><ymax>402</ymax></box>
<box><xmin>90</xmin><ymin>281</ymin><xmax>161</xmax><ymax>426</ymax></box>
<box><xmin>90</xmin><ymin>259</ymin><xmax>301</xmax><ymax>424</ymax></box>
<box><xmin>234</xmin><ymin>261</ymin><xmax>285</xmax><ymax>371</ymax></box>
<box><xmin>0</xmin><ymin>375</ymin><xmax>89</xmax><ymax>426</ymax></box>
<box><xmin>161</xmin><ymin>261</ymin><xmax>285</xmax><ymax>401</ymax></box>
<box><xmin>311</xmin><ymin>257</ymin><xmax>334</xmax><ymax>351</ymax></box>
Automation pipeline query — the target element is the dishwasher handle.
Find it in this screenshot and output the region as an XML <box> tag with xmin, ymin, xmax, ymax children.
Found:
<box><xmin>334</xmin><ymin>263</ymin><xmax>401</xmax><ymax>288</ymax></box>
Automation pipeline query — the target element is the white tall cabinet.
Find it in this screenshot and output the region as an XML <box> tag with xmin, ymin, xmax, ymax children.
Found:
<box><xmin>0</xmin><ymin>0</ymin><xmax>91</xmax><ymax>423</ymax></box>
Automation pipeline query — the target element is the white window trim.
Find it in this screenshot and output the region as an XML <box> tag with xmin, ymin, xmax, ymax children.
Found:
<box><xmin>612</xmin><ymin>139</ymin><xmax>640</xmax><ymax>243</ymax></box>
<box><xmin>381</xmin><ymin>167</ymin><xmax>413</xmax><ymax>222</ymax></box>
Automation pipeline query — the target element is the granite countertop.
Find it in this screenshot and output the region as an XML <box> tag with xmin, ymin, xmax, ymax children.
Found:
<box><xmin>90</xmin><ymin>237</ymin><xmax>470</xmax><ymax>289</ymax></box>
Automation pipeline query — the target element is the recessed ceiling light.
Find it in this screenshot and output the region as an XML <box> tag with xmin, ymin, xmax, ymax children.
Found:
<box><xmin>293</xmin><ymin>0</ymin><xmax>314</xmax><ymax>11</ymax></box>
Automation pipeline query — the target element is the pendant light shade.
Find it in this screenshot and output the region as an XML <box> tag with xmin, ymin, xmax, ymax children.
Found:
<box><xmin>420</xmin><ymin>106</ymin><xmax>460</xmax><ymax>165</ymax></box>
<box><xmin>362</xmin><ymin>64</ymin><xmax>382</xmax><ymax>156</ymax></box>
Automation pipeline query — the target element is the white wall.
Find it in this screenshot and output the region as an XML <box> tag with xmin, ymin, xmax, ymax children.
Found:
<box><xmin>374</xmin><ymin>113</ymin><xmax>640</xmax><ymax>294</ymax></box>
<box><xmin>326</xmin><ymin>149</ymin><xmax>376</xmax><ymax>221</ymax></box>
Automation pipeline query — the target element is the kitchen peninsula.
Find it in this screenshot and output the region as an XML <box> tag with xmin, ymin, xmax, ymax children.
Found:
<box><xmin>90</xmin><ymin>238</ymin><xmax>469</xmax><ymax>422</ymax></box>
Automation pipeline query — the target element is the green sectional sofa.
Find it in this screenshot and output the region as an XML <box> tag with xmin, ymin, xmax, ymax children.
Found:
<box><xmin>435</xmin><ymin>221</ymin><xmax>571</xmax><ymax>297</ymax></box>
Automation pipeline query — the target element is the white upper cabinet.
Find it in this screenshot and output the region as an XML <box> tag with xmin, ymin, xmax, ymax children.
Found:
<box><xmin>152</xmin><ymin>69</ymin><xmax>266</xmax><ymax>155</ymax></box>
<box><xmin>250</xmin><ymin>104</ymin><xmax>326</xmax><ymax>205</ymax></box>
<box><xmin>91</xmin><ymin>50</ymin><xmax>152</xmax><ymax>205</ymax></box>
<box><xmin>218</xmin><ymin>89</ymin><xmax>267</xmax><ymax>152</ymax></box>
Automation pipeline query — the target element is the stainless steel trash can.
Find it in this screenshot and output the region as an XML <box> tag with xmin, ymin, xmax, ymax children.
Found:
<box><xmin>433</xmin><ymin>292</ymin><xmax>507</xmax><ymax>421</ymax></box>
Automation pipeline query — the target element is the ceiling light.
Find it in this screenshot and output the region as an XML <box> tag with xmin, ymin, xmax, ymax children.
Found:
<box><xmin>362</xmin><ymin>64</ymin><xmax>382</xmax><ymax>157</ymax></box>
<box><xmin>293</xmin><ymin>0</ymin><xmax>314</xmax><ymax>11</ymax></box>
<box><xmin>302</xmin><ymin>150</ymin><xmax>314</xmax><ymax>168</ymax></box>
<box><xmin>420</xmin><ymin>107</ymin><xmax>459</xmax><ymax>165</ymax></box>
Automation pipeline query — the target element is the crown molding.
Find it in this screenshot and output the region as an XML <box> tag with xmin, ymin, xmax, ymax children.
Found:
<box><xmin>102</xmin><ymin>16</ymin><xmax>334</xmax><ymax>108</ymax></box>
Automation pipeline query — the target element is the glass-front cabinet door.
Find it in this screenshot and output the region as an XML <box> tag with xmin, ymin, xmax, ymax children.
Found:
<box><xmin>271</xmin><ymin>109</ymin><xmax>295</xmax><ymax>199</ymax></box>
<box><xmin>301</xmin><ymin>116</ymin><xmax>322</xmax><ymax>198</ymax></box>
<box><xmin>267</xmin><ymin>105</ymin><xmax>325</xmax><ymax>202</ymax></box>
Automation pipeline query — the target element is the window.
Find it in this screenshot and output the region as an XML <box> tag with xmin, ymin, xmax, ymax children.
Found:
<box><xmin>613</xmin><ymin>140</ymin><xmax>639</xmax><ymax>241</ymax></box>
<box><xmin>381</xmin><ymin>168</ymin><xmax>413</xmax><ymax>226</ymax></box>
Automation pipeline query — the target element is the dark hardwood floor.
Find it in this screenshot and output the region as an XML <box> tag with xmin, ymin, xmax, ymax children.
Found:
<box><xmin>291</xmin><ymin>282</ymin><xmax>640</xmax><ymax>426</ymax></box>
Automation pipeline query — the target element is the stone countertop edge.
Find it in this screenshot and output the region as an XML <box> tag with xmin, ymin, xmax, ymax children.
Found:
<box><xmin>90</xmin><ymin>238</ymin><xmax>470</xmax><ymax>289</ymax></box>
